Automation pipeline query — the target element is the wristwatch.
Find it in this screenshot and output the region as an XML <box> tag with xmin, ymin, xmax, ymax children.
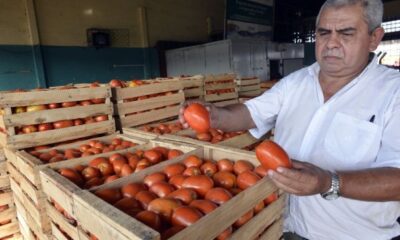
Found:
<box><xmin>321</xmin><ymin>172</ymin><xmax>340</xmax><ymax>200</ymax></box>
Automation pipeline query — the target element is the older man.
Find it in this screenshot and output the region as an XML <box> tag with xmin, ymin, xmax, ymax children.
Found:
<box><xmin>180</xmin><ymin>0</ymin><xmax>400</xmax><ymax>239</ymax></box>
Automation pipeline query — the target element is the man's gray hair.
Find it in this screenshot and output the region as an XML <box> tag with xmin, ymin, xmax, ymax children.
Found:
<box><xmin>316</xmin><ymin>0</ymin><xmax>383</xmax><ymax>32</ymax></box>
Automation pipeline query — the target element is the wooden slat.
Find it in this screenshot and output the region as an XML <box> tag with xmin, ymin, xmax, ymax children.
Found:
<box><xmin>7</xmin><ymin>162</ymin><xmax>43</xmax><ymax>206</ymax></box>
<box><xmin>3</xmin><ymin>104</ymin><xmax>112</xmax><ymax>127</ymax></box>
<box><xmin>51</xmin><ymin>222</ymin><xmax>71</xmax><ymax>240</ymax></box>
<box><xmin>0</xmin><ymin>207</ymin><xmax>17</xmax><ymax>225</ymax></box>
<box><xmin>121</xmin><ymin>128</ymin><xmax>158</xmax><ymax>139</ymax></box>
<box><xmin>46</xmin><ymin>201</ymin><xmax>80</xmax><ymax>240</ymax></box>
<box><xmin>5</xmin><ymin>149</ymin><xmax>42</xmax><ymax>188</ymax></box>
<box><xmin>9</xmin><ymin>178</ymin><xmax>50</xmax><ymax>232</ymax></box>
<box><xmin>0</xmin><ymin>191</ymin><xmax>13</xmax><ymax>206</ymax></box>
<box><xmin>6</xmin><ymin>120</ymin><xmax>115</xmax><ymax>149</ymax></box>
<box><xmin>237</xmin><ymin>78</ymin><xmax>260</xmax><ymax>86</ymax></box>
<box><xmin>116</xmin><ymin>92</ymin><xmax>184</xmax><ymax>115</ymax></box>
<box><xmin>120</xmin><ymin>105</ymin><xmax>181</xmax><ymax>128</ymax></box>
<box><xmin>204</xmin><ymin>82</ymin><xmax>237</xmax><ymax>91</ymax></box>
<box><xmin>183</xmin><ymin>88</ymin><xmax>203</xmax><ymax>98</ymax></box>
<box><xmin>0</xmin><ymin>87</ymin><xmax>111</xmax><ymax>108</ymax></box>
<box><xmin>40</xmin><ymin>167</ymin><xmax>83</xmax><ymax>219</ymax></box>
<box><xmin>259</xmin><ymin>217</ymin><xmax>284</xmax><ymax>240</ymax></box>
<box><xmin>204</xmin><ymin>92</ymin><xmax>238</xmax><ymax>102</ymax></box>
<box><xmin>15</xmin><ymin>209</ymin><xmax>51</xmax><ymax>240</ymax></box>
<box><xmin>239</xmin><ymin>89</ymin><xmax>262</xmax><ymax>97</ymax></box>
<box><xmin>114</xmin><ymin>81</ymin><xmax>183</xmax><ymax>101</ymax></box>
<box><xmin>74</xmin><ymin>191</ymin><xmax>159</xmax><ymax>240</ymax></box>
<box><xmin>205</xmin><ymin>73</ymin><xmax>236</xmax><ymax>82</ymax></box>
<box><xmin>0</xmin><ymin>221</ymin><xmax>20</xmax><ymax>239</ymax></box>
<box><xmin>230</xmin><ymin>195</ymin><xmax>285</xmax><ymax>239</ymax></box>
<box><xmin>0</xmin><ymin>174</ymin><xmax>9</xmax><ymax>190</ymax></box>
<box><xmin>239</xmin><ymin>84</ymin><xmax>260</xmax><ymax>92</ymax></box>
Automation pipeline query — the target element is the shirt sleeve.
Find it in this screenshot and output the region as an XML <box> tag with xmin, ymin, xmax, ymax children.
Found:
<box><xmin>244</xmin><ymin>79</ymin><xmax>286</xmax><ymax>139</ymax></box>
<box><xmin>372</xmin><ymin>88</ymin><xmax>400</xmax><ymax>169</ymax></box>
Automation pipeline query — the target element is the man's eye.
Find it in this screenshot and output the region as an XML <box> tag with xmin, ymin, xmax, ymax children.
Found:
<box><xmin>318</xmin><ymin>32</ymin><xmax>328</xmax><ymax>36</ymax></box>
<box><xmin>342</xmin><ymin>33</ymin><xmax>353</xmax><ymax>36</ymax></box>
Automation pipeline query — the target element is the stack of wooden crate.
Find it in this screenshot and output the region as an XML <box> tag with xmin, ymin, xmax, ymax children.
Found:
<box><xmin>39</xmin><ymin>143</ymin><xmax>284</xmax><ymax>240</ymax></box>
<box><xmin>112</xmin><ymin>80</ymin><xmax>185</xmax><ymax>130</ymax></box>
<box><xmin>236</xmin><ymin>77</ymin><xmax>261</xmax><ymax>98</ymax></box>
<box><xmin>204</xmin><ymin>73</ymin><xmax>239</xmax><ymax>106</ymax></box>
<box><xmin>0</xmin><ymin>148</ymin><xmax>21</xmax><ymax>239</ymax></box>
<box><xmin>260</xmin><ymin>80</ymin><xmax>279</xmax><ymax>93</ymax></box>
<box><xmin>0</xmin><ymin>85</ymin><xmax>115</xmax><ymax>239</ymax></box>
<box><xmin>157</xmin><ymin>75</ymin><xmax>204</xmax><ymax>100</ymax></box>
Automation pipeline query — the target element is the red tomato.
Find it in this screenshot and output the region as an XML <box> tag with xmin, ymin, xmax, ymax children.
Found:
<box><xmin>255</xmin><ymin>140</ymin><xmax>292</xmax><ymax>170</ymax></box>
<box><xmin>183</xmin><ymin>103</ymin><xmax>210</xmax><ymax>133</ymax></box>
<box><xmin>171</xmin><ymin>206</ymin><xmax>203</xmax><ymax>227</ymax></box>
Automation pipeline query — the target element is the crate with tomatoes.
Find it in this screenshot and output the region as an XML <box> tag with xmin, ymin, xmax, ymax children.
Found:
<box><xmin>236</xmin><ymin>77</ymin><xmax>262</xmax><ymax>98</ymax></box>
<box><xmin>4</xmin><ymin>133</ymin><xmax>146</xmax><ymax>240</ymax></box>
<box><xmin>0</xmin><ymin>83</ymin><xmax>115</xmax><ymax>150</ymax></box>
<box><xmin>203</xmin><ymin>73</ymin><xmax>239</xmax><ymax>104</ymax></box>
<box><xmin>109</xmin><ymin>79</ymin><xmax>185</xmax><ymax>130</ymax></box>
<box><xmin>55</xmin><ymin>143</ymin><xmax>285</xmax><ymax>240</ymax></box>
<box><xmin>39</xmin><ymin>139</ymin><xmax>196</xmax><ymax>240</ymax></box>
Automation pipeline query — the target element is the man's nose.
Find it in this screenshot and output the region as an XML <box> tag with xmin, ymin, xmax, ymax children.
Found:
<box><xmin>326</xmin><ymin>33</ymin><xmax>341</xmax><ymax>49</ymax></box>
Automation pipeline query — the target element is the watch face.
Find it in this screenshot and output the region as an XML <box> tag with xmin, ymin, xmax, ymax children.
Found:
<box><xmin>323</xmin><ymin>192</ymin><xmax>339</xmax><ymax>200</ymax></box>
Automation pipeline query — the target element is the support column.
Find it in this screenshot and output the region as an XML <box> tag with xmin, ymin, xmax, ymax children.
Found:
<box><xmin>25</xmin><ymin>0</ymin><xmax>47</xmax><ymax>88</ymax></box>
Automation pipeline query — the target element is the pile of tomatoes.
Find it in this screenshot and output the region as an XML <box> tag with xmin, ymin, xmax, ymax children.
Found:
<box><xmin>58</xmin><ymin>146</ymin><xmax>184</xmax><ymax>189</ymax></box>
<box><xmin>140</xmin><ymin>122</ymin><xmax>184</xmax><ymax>135</ymax></box>
<box><xmin>193</xmin><ymin>129</ymin><xmax>245</xmax><ymax>144</ymax></box>
<box><xmin>93</xmin><ymin>155</ymin><xmax>278</xmax><ymax>239</ymax></box>
<box><xmin>28</xmin><ymin>138</ymin><xmax>138</xmax><ymax>164</ymax></box>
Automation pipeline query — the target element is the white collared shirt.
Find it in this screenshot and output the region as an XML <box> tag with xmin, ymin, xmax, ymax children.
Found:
<box><xmin>244</xmin><ymin>56</ymin><xmax>400</xmax><ymax>240</ymax></box>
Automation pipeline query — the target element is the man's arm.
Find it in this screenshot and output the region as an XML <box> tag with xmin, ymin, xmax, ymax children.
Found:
<box><xmin>211</xmin><ymin>103</ymin><xmax>256</xmax><ymax>132</ymax></box>
<box><xmin>268</xmin><ymin>160</ymin><xmax>400</xmax><ymax>201</ymax></box>
<box><xmin>338</xmin><ymin>167</ymin><xmax>400</xmax><ymax>201</ymax></box>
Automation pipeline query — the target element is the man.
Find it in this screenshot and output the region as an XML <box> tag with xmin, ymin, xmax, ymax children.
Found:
<box><xmin>180</xmin><ymin>0</ymin><xmax>400</xmax><ymax>239</ymax></box>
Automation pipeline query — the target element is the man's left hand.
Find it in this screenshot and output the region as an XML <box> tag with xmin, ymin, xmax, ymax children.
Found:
<box><xmin>267</xmin><ymin>160</ymin><xmax>332</xmax><ymax>196</ymax></box>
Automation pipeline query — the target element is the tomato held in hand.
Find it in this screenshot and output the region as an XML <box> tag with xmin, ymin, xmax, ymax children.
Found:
<box><xmin>183</xmin><ymin>103</ymin><xmax>210</xmax><ymax>133</ymax></box>
<box><xmin>255</xmin><ymin>140</ymin><xmax>292</xmax><ymax>170</ymax></box>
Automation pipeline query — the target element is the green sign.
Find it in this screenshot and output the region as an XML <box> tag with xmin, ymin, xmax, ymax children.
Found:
<box><xmin>226</xmin><ymin>0</ymin><xmax>274</xmax><ymax>26</ymax></box>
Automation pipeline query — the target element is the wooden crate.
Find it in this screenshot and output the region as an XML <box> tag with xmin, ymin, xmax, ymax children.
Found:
<box><xmin>4</xmin><ymin>133</ymin><xmax>146</xmax><ymax>188</ymax></box>
<box><xmin>0</xmin><ymin>190</ymin><xmax>20</xmax><ymax>239</ymax></box>
<box><xmin>5</xmin><ymin>134</ymin><xmax>147</xmax><ymax>239</ymax></box>
<box><xmin>64</xmin><ymin>144</ymin><xmax>284</xmax><ymax>240</ymax></box>
<box><xmin>204</xmin><ymin>73</ymin><xmax>238</xmax><ymax>103</ymax></box>
<box><xmin>113</xmin><ymin>80</ymin><xmax>185</xmax><ymax>129</ymax></box>
<box><xmin>260</xmin><ymin>80</ymin><xmax>278</xmax><ymax>93</ymax></box>
<box><xmin>236</xmin><ymin>77</ymin><xmax>261</xmax><ymax>96</ymax></box>
<box><xmin>39</xmin><ymin>140</ymin><xmax>196</xmax><ymax>240</ymax></box>
<box><xmin>0</xmin><ymin>86</ymin><xmax>115</xmax><ymax>150</ymax></box>
<box><xmin>157</xmin><ymin>75</ymin><xmax>204</xmax><ymax>100</ymax></box>
<box><xmin>180</xmin><ymin>75</ymin><xmax>204</xmax><ymax>100</ymax></box>
<box><xmin>161</xmin><ymin>128</ymin><xmax>261</xmax><ymax>150</ymax></box>
<box><xmin>122</xmin><ymin>118</ymin><xmax>184</xmax><ymax>140</ymax></box>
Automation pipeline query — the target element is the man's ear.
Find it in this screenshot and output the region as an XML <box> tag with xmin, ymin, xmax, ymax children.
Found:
<box><xmin>369</xmin><ymin>27</ymin><xmax>385</xmax><ymax>51</ymax></box>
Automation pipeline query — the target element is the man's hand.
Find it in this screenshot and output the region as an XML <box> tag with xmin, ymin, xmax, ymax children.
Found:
<box><xmin>267</xmin><ymin>160</ymin><xmax>332</xmax><ymax>196</ymax></box>
<box><xmin>178</xmin><ymin>100</ymin><xmax>213</xmax><ymax>129</ymax></box>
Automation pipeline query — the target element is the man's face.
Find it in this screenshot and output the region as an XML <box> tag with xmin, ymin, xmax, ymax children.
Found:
<box><xmin>315</xmin><ymin>4</ymin><xmax>381</xmax><ymax>77</ymax></box>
